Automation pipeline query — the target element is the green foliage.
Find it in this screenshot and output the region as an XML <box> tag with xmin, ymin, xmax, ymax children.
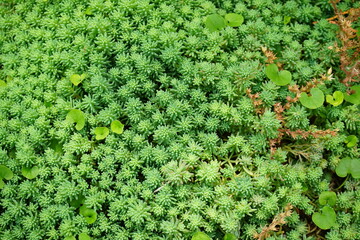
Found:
<box><xmin>21</xmin><ymin>166</ymin><xmax>39</xmax><ymax>179</ymax></box>
<box><xmin>66</xmin><ymin>109</ymin><xmax>86</xmax><ymax>131</ymax></box>
<box><xmin>326</xmin><ymin>91</ymin><xmax>344</xmax><ymax>106</ymax></box>
<box><xmin>335</xmin><ymin>157</ymin><xmax>360</xmax><ymax>178</ymax></box>
<box><xmin>224</xmin><ymin>13</ymin><xmax>244</xmax><ymax>27</ymax></box>
<box><xmin>79</xmin><ymin>233</ymin><xmax>91</xmax><ymax>240</ymax></box>
<box><xmin>312</xmin><ymin>206</ymin><xmax>337</xmax><ymax>230</ymax></box>
<box><xmin>344</xmin><ymin>85</ymin><xmax>360</xmax><ymax>104</ymax></box>
<box><xmin>110</xmin><ymin>120</ymin><xmax>124</xmax><ymax>134</ymax></box>
<box><xmin>344</xmin><ymin>135</ymin><xmax>358</xmax><ymax>147</ymax></box>
<box><xmin>0</xmin><ymin>165</ymin><xmax>13</xmax><ymax>189</ymax></box>
<box><xmin>299</xmin><ymin>88</ymin><xmax>324</xmax><ymax>109</ymax></box>
<box><xmin>205</xmin><ymin>14</ymin><xmax>226</xmax><ymax>32</ymax></box>
<box><xmin>192</xmin><ymin>232</ymin><xmax>211</xmax><ymax>240</ymax></box>
<box><xmin>224</xmin><ymin>233</ymin><xmax>237</xmax><ymax>240</ymax></box>
<box><xmin>265</xmin><ymin>64</ymin><xmax>292</xmax><ymax>86</ymax></box>
<box><xmin>319</xmin><ymin>191</ymin><xmax>337</xmax><ymax>206</ymax></box>
<box><xmin>94</xmin><ymin>127</ymin><xmax>109</xmax><ymax>140</ymax></box>
<box><xmin>205</xmin><ymin>13</ymin><xmax>244</xmax><ymax>32</ymax></box>
<box><xmin>70</xmin><ymin>74</ymin><xmax>86</xmax><ymax>86</ymax></box>
<box><xmin>79</xmin><ymin>205</ymin><xmax>97</xmax><ymax>224</ymax></box>
<box><xmin>0</xmin><ymin>0</ymin><xmax>359</xmax><ymax>239</ymax></box>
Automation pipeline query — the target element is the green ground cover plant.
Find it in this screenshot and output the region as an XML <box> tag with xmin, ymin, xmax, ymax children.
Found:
<box><xmin>0</xmin><ymin>0</ymin><xmax>359</xmax><ymax>239</ymax></box>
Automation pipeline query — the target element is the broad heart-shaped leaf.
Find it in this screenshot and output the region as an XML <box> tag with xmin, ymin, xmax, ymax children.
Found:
<box><xmin>64</xmin><ymin>236</ymin><xmax>76</xmax><ymax>240</ymax></box>
<box><xmin>283</xmin><ymin>16</ymin><xmax>291</xmax><ymax>24</ymax></box>
<box><xmin>80</xmin><ymin>205</ymin><xmax>97</xmax><ymax>224</ymax></box>
<box><xmin>345</xmin><ymin>135</ymin><xmax>358</xmax><ymax>148</ymax></box>
<box><xmin>79</xmin><ymin>233</ymin><xmax>91</xmax><ymax>240</ymax></box>
<box><xmin>326</xmin><ymin>91</ymin><xmax>344</xmax><ymax>106</ymax></box>
<box><xmin>22</xmin><ymin>166</ymin><xmax>39</xmax><ymax>179</ymax></box>
<box><xmin>192</xmin><ymin>232</ymin><xmax>211</xmax><ymax>240</ymax></box>
<box><xmin>110</xmin><ymin>120</ymin><xmax>124</xmax><ymax>134</ymax></box>
<box><xmin>66</xmin><ymin>109</ymin><xmax>85</xmax><ymax>131</ymax></box>
<box><xmin>344</xmin><ymin>85</ymin><xmax>360</xmax><ymax>104</ymax></box>
<box><xmin>299</xmin><ymin>88</ymin><xmax>324</xmax><ymax>109</ymax></box>
<box><xmin>70</xmin><ymin>74</ymin><xmax>86</xmax><ymax>86</ymax></box>
<box><xmin>94</xmin><ymin>127</ymin><xmax>109</xmax><ymax>140</ymax></box>
<box><xmin>0</xmin><ymin>80</ymin><xmax>7</xmax><ymax>87</ymax></box>
<box><xmin>224</xmin><ymin>13</ymin><xmax>244</xmax><ymax>27</ymax></box>
<box><xmin>0</xmin><ymin>165</ymin><xmax>13</xmax><ymax>180</ymax></box>
<box><xmin>265</xmin><ymin>64</ymin><xmax>291</xmax><ymax>86</ymax></box>
<box><xmin>205</xmin><ymin>14</ymin><xmax>226</xmax><ymax>32</ymax></box>
<box><xmin>312</xmin><ymin>206</ymin><xmax>336</xmax><ymax>230</ymax></box>
<box><xmin>224</xmin><ymin>233</ymin><xmax>237</xmax><ymax>240</ymax></box>
<box><xmin>335</xmin><ymin>157</ymin><xmax>360</xmax><ymax>178</ymax></box>
<box><xmin>319</xmin><ymin>191</ymin><xmax>336</xmax><ymax>206</ymax></box>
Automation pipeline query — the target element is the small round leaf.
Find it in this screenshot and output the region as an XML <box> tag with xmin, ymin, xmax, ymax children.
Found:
<box><xmin>224</xmin><ymin>13</ymin><xmax>244</xmax><ymax>27</ymax></box>
<box><xmin>319</xmin><ymin>191</ymin><xmax>336</xmax><ymax>206</ymax></box>
<box><xmin>64</xmin><ymin>236</ymin><xmax>76</xmax><ymax>240</ymax></box>
<box><xmin>0</xmin><ymin>80</ymin><xmax>7</xmax><ymax>87</ymax></box>
<box><xmin>0</xmin><ymin>165</ymin><xmax>13</xmax><ymax>180</ymax></box>
<box><xmin>312</xmin><ymin>206</ymin><xmax>336</xmax><ymax>230</ymax></box>
<box><xmin>0</xmin><ymin>179</ymin><xmax>5</xmax><ymax>189</ymax></box>
<box><xmin>79</xmin><ymin>233</ymin><xmax>91</xmax><ymax>240</ymax></box>
<box><xmin>22</xmin><ymin>166</ymin><xmax>39</xmax><ymax>180</ymax></box>
<box><xmin>326</xmin><ymin>91</ymin><xmax>344</xmax><ymax>106</ymax></box>
<box><xmin>70</xmin><ymin>74</ymin><xmax>86</xmax><ymax>86</ymax></box>
<box><xmin>66</xmin><ymin>109</ymin><xmax>85</xmax><ymax>131</ymax></box>
<box><xmin>299</xmin><ymin>88</ymin><xmax>324</xmax><ymax>109</ymax></box>
<box><xmin>192</xmin><ymin>232</ymin><xmax>211</xmax><ymax>240</ymax></box>
<box><xmin>283</xmin><ymin>16</ymin><xmax>291</xmax><ymax>25</ymax></box>
<box><xmin>344</xmin><ymin>85</ymin><xmax>360</xmax><ymax>105</ymax></box>
<box><xmin>224</xmin><ymin>233</ymin><xmax>237</xmax><ymax>240</ymax></box>
<box><xmin>205</xmin><ymin>14</ymin><xmax>226</xmax><ymax>32</ymax></box>
<box><xmin>80</xmin><ymin>205</ymin><xmax>97</xmax><ymax>224</ymax></box>
<box><xmin>345</xmin><ymin>135</ymin><xmax>358</xmax><ymax>148</ymax></box>
<box><xmin>94</xmin><ymin>127</ymin><xmax>109</xmax><ymax>140</ymax></box>
<box><xmin>265</xmin><ymin>64</ymin><xmax>291</xmax><ymax>86</ymax></box>
<box><xmin>335</xmin><ymin>157</ymin><xmax>360</xmax><ymax>178</ymax></box>
<box><xmin>111</xmin><ymin>120</ymin><xmax>124</xmax><ymax>134</ymax></box>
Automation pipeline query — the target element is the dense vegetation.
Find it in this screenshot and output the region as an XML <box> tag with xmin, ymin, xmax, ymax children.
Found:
<box><xmin>0</xmin><ymin>0</ymin><xmax>359</xmax><ymax>239</ymax></box>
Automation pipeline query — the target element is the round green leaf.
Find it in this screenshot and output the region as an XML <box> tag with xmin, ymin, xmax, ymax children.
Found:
<box><xmin>326</xmin><ymin>91</ymin><xmax>344</xmax><ymax>106</ymax></box>
<box><xmin>344</xmin><ymin>85</ymin><xmax>360</xmax><ymax>105</ymax></box>
<box><xmin>94</xmin><ymin>127</ymin><xmax>109</xmax><ymax>140</ymax></box>
<box><xmin>79</xmin><ymin>233</ymin><xmax>91</xmax><ymax>240</ymax></box>
<box><xmin>283</xmin><ymin>16</ymin><xmax>291</xmax><ymax>25</ymax></box>
<box><xmin>312</xmin><ymin>206</ymin><xmax>336</xmax><ymax>230</ymax></box>
<box><xmin>205</xmin><ymin>14</ymin><xmax>226</xmax><ymax>32</ymax></box>
<box><xmin>345</xmin><ymin>135</ymin><xmax>358</xmax><ymax>148</ymax></box>
<box><xmin>335</xmin><ymin>157</ymin><xmax>360</xmax><ymax>178</ymax></box>
<box><xmin>0</xmin><ymin>80</ymin><xmax>7</xmax><ymax>87</ymax></box>
<box><xmin>110</xmin><ymin>120</ymin><xmax>124</xmax><ymax>134</ymax></box>
<box><xmin>66</xmin><ymin>109</ymin><xmax>85</xmax><ymax>131</ymax></box>
<box><xmin>192</xmin><ymin>232</ymin><xmax>211</xmax><ymax>240</ymax></box>
<box><xmin>224</xmin><ymin>233</ymin><xmax>237</xmax><ymax>240</ymax></box>
<box><xmin>64</xmin><ymin>236</ymin><xmax>76</xmax><ymax>240</ymax></box>
<box><xmin>224</xmin><ymin>13</ymin><xmax>244</xmax><ymax>27</ymax></box>
<box><xmin>299</xmin><ymin>88</ymin><xmax>324</xmax><ymax>109</ymax></box>
<box><xmin>80</xmin><ymin>205</ymin><xmax>97</xmax><ymax>224</ymax></box>
<box><xmin>319</xmin><ymin>191</ymin><xmax>336</xmax><ymax>206</ymax></box>
<box><xmin>265</xmin><ymin>64</ymin><xmax>291</xmax><ymax>86</ymax></box>
<box><xmin>70</xmin><ymin>74</ymin><xmax>86</xmax><ymax>86</ymax></box>
<box><xmin>0</xmin><ymin>165</ymin><xmax>13</xmax><ymax>180</ymax></box>
<box><xmin>0</xmin><ymin>179</ymin><xmax>5</xmax><ymax>189</ymax></box>
<box><xmin>70</xmin><ymin>195</ymin><xmax>85</xmax><ymax>208</ymax></box>
<box><xmin>22</xmin><ymin>166</ymin><xmax>39</xmax><ymax>179</ymax></box>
